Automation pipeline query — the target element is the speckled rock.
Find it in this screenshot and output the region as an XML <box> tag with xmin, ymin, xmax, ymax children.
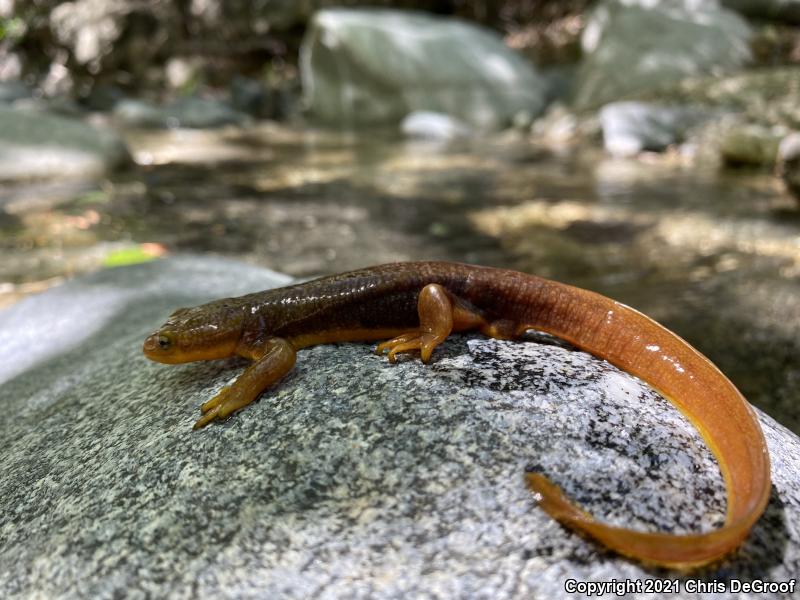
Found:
<box><xmin>0</xmin><ymin>106</ymin><xmax>130</xmax><ymax>181</ymax></box>
<box><xmin>0</xmin><ymin>256</ymin><xmax>798</xmax><ymax>599</ymax></box>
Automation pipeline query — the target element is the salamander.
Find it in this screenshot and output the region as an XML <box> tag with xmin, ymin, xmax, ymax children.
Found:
<box><xmin>142</xmin><ymin>261</ymin><xmax>771</xmax><ymax>569</ymax></box>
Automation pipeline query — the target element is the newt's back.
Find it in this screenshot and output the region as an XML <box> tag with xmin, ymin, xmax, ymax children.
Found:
<box><xmin>240</xmin><ymin>261</ymin><xmax>546</xmax><ymax>339</ymax></box>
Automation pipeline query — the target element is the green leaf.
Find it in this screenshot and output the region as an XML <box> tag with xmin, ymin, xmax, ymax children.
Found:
<box><xmin>103</xmin><ymin>246</ymin><xmax>160</xmax><ymax>268</ymax></box>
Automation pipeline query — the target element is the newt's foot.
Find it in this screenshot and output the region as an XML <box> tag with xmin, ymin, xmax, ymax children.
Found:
<box><xmin>194</xmin><ymin>385</ymin><xmax>232</xmax><ymax>428</ymax></box>
<box><xmin>376</xmin><ymin>331</ymin><xmax>441</xmax><ymax>363</ymax></box>
<box><xmin>193</xmin><ymin>390</ymin><xmax>238</xmax><ymax>429</ymax></box>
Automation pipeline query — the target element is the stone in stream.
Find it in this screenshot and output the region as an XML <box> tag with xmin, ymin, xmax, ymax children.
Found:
<box><xmin>0</xmin><ymin>106</ymin><xmax>130</xmax><ymax>181</ymax></box>
<box><xmin>599</xmin><ymin>101</ymin><xmax>712</xmax><ymax>157</ymax></box>
<box><xmin>300</xmin><ymin>8</ymin><xmax>549</xmax><ymax>130</ymax></box>
<box><xmin>0</xmin><ymin>256</ymin><xmax>797</xmax><ymax>598</ymax></box>
<box><xmin>574</xmin><ymin>0</ymin><xmax>753</xmax><ymax>110</ymax></box>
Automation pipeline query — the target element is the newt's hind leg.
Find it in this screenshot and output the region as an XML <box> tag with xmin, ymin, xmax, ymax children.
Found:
<box><xmin>376</xmin><ymin>283</ymin><xmax>484</xmax><ymax>363</ymax></box>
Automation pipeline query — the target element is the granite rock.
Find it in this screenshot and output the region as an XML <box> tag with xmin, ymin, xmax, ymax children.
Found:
<box><xmin>0</xmin><ymin>105</ymin><xmax>130</xmax><ymax>181</ymax></box>
<box><xmin>300</xmin><ymin>8</ymin><xmax>549</xmax><ymax>130</ymax></box>
<box><xmin>0</xmin><ymin>256</ymin><xmax>798</xmax><ymax>599</ymax></box>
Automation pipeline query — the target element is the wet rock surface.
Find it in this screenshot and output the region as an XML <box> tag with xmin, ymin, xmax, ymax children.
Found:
<box><xmin>0</xmin><ymin>256</ymin><xmax>798</xmax><ymax>599</ymax></box>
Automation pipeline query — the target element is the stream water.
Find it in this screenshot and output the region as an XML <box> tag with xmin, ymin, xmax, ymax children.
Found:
<box><xmin>1</xmin><ymin>123</ymin><xmax>798</xmax><ymax>431</ymax></box>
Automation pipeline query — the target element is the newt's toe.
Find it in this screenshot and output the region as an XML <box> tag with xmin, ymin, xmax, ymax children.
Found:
<box><xmin>376</xmin><ymin>331</ymin><xmax>426</xmax><ymax>362</ymax></box>
<box><xmin>387</xmin><ymin>339</ymin><xmax>423</xmax><ymax>362</ymax></box>
<box><xmin>201</xmin><ymin>384</ymin><xmax>233</xmax><ymax>413</ymax></box>
<box><xmin>193</xmin><ymin>405</ymin><xmax>221</xmax><ymax>429</ymax></box>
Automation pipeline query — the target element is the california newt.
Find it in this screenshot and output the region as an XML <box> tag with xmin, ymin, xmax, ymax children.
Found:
<box><xmin>143</xmin><ymin>261</ymin><xmax>770</xmax><ymax>569</ymax></box>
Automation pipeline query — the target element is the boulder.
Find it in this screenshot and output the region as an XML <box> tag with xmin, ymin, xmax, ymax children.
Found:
<box><xmin>301</xmin><ymin>8</ymin><xmax>549</xmax><ymax>130</ymax></box>
<box><xmin>0</xmin><ymin>106</ymin><xmax>130</xmax><ymax>181</ymax></box>
<box><xmin>574</xmin><ymin>0</ymin><xmax>752</xmax><ymax>110</ymax></box>
<box><xmin>0</xmin><ymin>256</ymin><xmax>798</xmax><ymax>598</ymax></box>
<box><xmin>599</xmin><ymin>101</ymin><xmax>712</xmax><ymax>156</ymax></box>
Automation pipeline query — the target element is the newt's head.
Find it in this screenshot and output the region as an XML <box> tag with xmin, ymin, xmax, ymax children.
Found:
<box><xmin>143</xmin><ymin>301</ymin><xmax>244</xmax><ymax>364</ymax></box>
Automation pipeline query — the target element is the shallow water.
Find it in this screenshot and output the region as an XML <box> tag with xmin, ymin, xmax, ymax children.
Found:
<box><xmin>1</xmin><ymin>123</ymin><xmax>798</xmax><ymax>431</ymax></box>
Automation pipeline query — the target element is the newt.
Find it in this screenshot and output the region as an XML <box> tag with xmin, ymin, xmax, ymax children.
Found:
<box><xmin>143</xmin><ymin>261</ymin><xmax>771</xmax><ymax>569</ymax></box>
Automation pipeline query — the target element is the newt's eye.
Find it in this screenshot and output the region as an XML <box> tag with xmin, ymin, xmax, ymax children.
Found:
<box><xmin>158</xmin><ymin>335</ymin><xmax>171</xmax><ymax>349</ymax></box>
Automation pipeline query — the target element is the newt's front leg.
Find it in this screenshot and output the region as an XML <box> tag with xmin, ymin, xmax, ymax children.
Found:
<box><xmin>193</xmin><ymin>336</ymin><xmax>296</xmax><ymax>429</ymax></box>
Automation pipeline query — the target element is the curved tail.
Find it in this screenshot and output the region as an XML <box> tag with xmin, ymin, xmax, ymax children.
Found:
<box><xmin>516</xmin><ymin>276</ymin><xmax>771</xmax><ymax>569</ymax></box>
